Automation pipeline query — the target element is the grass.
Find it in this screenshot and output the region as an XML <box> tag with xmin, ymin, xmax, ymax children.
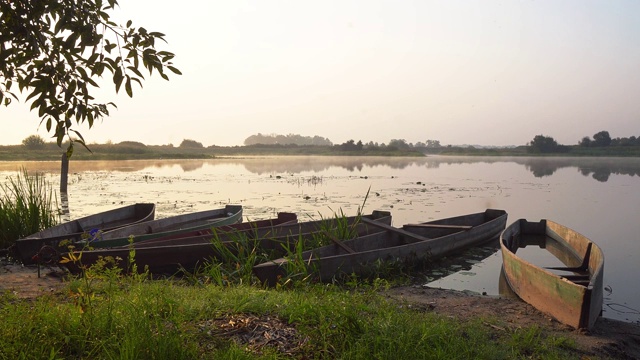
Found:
<box><xmin>0</xmin><ymin>168</ymin><xmax>58</xmax><ymax>248</ymax></box>
<box><xmin>0</xmin><ymin>277</ymin><xmax>582</xmax><ymax>359</ymax></box>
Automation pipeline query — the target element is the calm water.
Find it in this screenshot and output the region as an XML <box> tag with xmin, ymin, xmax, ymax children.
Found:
<box><xmin>1</xmin><ymin>156</ymin><xmax>639</xmax><ymax>324</ymax></box>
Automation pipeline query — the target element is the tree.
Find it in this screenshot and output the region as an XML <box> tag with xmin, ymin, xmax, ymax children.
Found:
<box><xmin>339</xmin><ymin>139</ymin><xmax>357</xmax><ymax>151</ymax></box>
<box><xmin>179</xmin><ymin>139</ymin><xmax>204</xmax><ymax>148</ymax></box>
<box><xmin>579</xmin><ymin>136</ymin><xmax>592</xmax><ymax>147</ymax></box>
<box><xmin>388</xmin><ymin>139</ymin><xmax>410</xmax><ymax>150</ymax></box>
<box><xmin>528</xmin><ymin>135</ymin><xmax>559</xmax><ymax>153</ymax></box>
<box><xmin>425</xmin><ymin>139</ymin><xmax>441</xmax><ymax>148</ymax></box>
<box><xmin>21</xmin><ymin>134</ymin><xmax>46</xmax><ymax>149</ymax></box>
<box><xmin>0</xmin><ymin>0</ymin><xmax>181</xmax><ymax>156</ymax></box>
<box><xmin>592</xmin><ymin>131</ymin><xmax>612</xmax><ymax>147</ymax></box>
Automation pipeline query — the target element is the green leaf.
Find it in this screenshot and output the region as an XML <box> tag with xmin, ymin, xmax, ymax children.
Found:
<box><xmin>86</xmin><ymin>77</ymin><xmax>99</xmax><ymax>87</ymax></box>
<box><xmin>105</xmin><ymin>43</ymin><xmax>117</xmax><ymax>52</ymax></box>
<box><xmin>87</xmin><ymin>53</ymin><xmax>99</xmax><ymax>65</ymax></box>
<box><xmin>125</xmin><ymin>76</ymin><xmax>133</xmax><ymax>97</ymax></box>
<box><xmin>114</xmin><ymin>68</ymin><xmax>123</xmax><ymax>93</ymax></box>
<box><xmin>130</xmin><ymin>77</ymin><xmax>143</xmax><ymax>87</ymax></box>
<box><xmin>167</xmin><ymin>66</ymin><xmax>182</xmax><ymax>75</ymax></box>
<box><xmin>30</xmin><ymin>99</ymin><xmax>40</xmax><ymax>111</ymax></box>
<box><xmin>66</xmin><ymin>143</ymin><xmax>74</xmax><ymax>158</ymax></box>
<box><xmin>70</xmin><ymin>130</ymin><xmax>86</xmax><ymax>143</ymax></box>
<box><xmin>127</xmin><ymin>66</ymin><xmax>144</xmax><ymax>78</ymax></box>
<box><xmin>26</xmin><ymin>89</ymin><xmax>41</xmax><ymax>102</ymax></box>
<box><xmin>38</xmin><ymin>103</ymin><xmax>46</xmax><ymax>117</ymax></box>
<box><xmin>77</xmin><ymin>67</ymin><xmax>88</xmax><ymax>80</ymax></box>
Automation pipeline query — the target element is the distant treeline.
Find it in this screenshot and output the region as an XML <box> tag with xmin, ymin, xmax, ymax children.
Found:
<box><xmin>244</xmin><ymin>133</ymin><xmax>333</xmax><ymax>146</ymax></box>
<box><xmin>527</xmin><ymin>130</ymin><xmax>640</xmax><ymax>155</ymax></box>
<box><xmin>5</xmin><ymin>135</ymin><xmax>424</xmax><ymax>161</ymax></box>
<box><xmin>9</xmin><ymin>131</ymin><xmax>640</xmax><ymax>161</ymax></box>
<box><xmin>243</xmin><ymin>134</ymin><xmax>443</xmax><ymax>150</ymax></box>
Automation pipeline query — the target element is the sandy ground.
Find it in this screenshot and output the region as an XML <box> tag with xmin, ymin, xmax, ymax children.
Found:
<box><xmin>2</xmin><ymin>263</ymin><xmax>639</xmax><ymax>359</ymax></box>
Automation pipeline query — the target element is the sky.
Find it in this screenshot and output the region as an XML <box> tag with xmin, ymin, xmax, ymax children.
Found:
<box><xmin>2</xmin><ymin>0</ymin><xmax>639</xmax><ymax>147</ymax></box>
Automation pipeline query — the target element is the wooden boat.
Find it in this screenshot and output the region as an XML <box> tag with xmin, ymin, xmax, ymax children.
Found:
<box><xmin>86</xmin><ymin>204</ymin><xmax>243</xmax><ymax>248</ymax></box>
<box><xmin>253</xmin><ymin>209</ymin><xmax>507</xmax><ymax>286</ymax></box>
<box><xmin>12</xmin><ymin>203</ymin><xmax>156</xmax><ymax>265</ymax></box>
<box><xmin>57</xmin><ymin>210</ymin><xmax>392</xmax><ymax>275</ymax></box>
<box><xmin>500</xmin><ymin>219</ymin><xmax>604</xmax><ymax>330</ymax></box>
<box><xmin>131</xmin><ymin>212</ymin><xmax>298</xmax><ymax>247</ymax></box>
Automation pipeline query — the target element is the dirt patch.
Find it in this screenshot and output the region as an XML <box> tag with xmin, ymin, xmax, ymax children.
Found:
<box><xmin>2</xmin><ymin>263</ymin><xmax>639</xmax><ymax>359</ymax></box>
<box><xmin>196</xmin><ymin>314</ymin><xmax>310</xmax><ymax>357</ymax></box>
<box><xmin>386</xmin><ymin>285</ymin><xmax>640</xmax><ymax>360</ymax></box>
<box><xmin>0</xmin><ymin>262</ymin><xmax>66</xmax><ymax>298</ymax></box>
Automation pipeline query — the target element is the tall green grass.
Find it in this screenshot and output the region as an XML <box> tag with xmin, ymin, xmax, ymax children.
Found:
<box><xmin>0</xmin><ymin>281</ymin><xmax>579</xmax><ymax>359</ymax></box>
<box><xmin>0</xmin><ymin>168</ymin><xmax>58</xmax><ymax>248</ymax></box>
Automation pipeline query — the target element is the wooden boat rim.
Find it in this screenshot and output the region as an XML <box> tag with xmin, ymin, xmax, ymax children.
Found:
<box><xmin>500</xmin><ymin>219</ymin><xmax>604</xmax><ymax>291</ymax></box>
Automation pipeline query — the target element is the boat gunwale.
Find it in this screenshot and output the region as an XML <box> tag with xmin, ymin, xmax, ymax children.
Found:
<box><xmin>499</xmin><ymin>218</ymin><xmax>605</xmax><ymax>330</ymax></box>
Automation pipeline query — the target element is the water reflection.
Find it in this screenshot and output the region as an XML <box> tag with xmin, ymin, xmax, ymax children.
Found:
<box><xmin>59</xmin><ymin>192</ymin><xmax>70</xmax><ymax>223</ymax></box>
<box><xmin>0</xmin><ymin>156</ymin><xmax>639</xmax><ymax>182</ymax></box>
<box><xmin>421</xmin><ymin>156</ymin><xmax>640</xmax><ymax>182</ymax></box>
<box><xmin>421</xmin><ymin>241</ymin><xmax>500</xmax><ymax>284</ymax></box>
<box><xmin>521</xmin><ymin>157</ymin><xmax>640</xmax><ymax>182</ymax></box>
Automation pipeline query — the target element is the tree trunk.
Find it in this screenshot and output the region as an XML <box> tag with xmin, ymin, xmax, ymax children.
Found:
<box><xmin>60</xmin><ymin>152</ymin><xmax>68</xmax><ymax>193</ymax></box>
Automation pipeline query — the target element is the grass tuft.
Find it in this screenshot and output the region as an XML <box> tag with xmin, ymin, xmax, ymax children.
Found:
<box><xmin>0</xmin><ymin>168</ymin><xmax>58</xmax><ymax>248</ymax></box>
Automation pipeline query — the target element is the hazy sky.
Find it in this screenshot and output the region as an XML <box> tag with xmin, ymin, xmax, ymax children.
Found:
<box><xmin>2</xmin><ymin>0</ymin><xmax>639</xmax><ymax>147</ymax></box>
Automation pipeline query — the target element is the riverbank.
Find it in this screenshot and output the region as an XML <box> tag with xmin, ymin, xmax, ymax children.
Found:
<box><xmin>0</xmin><ymin>143</ymin><xmax>424</xmax><ymax>161</ymax></box>
<box><xmin>2</xmin><ymin>262</ymin><xmax>638</xmax><ymax>359</ymax></box>
<box><xmin>3</xmin><ymin>142</ymin><xmax>640</xmax><ymax>161</ymax></box>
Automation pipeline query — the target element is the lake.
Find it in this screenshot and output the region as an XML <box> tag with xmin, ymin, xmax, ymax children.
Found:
<box><xmin>2</xmin><ymin>156</ymin><xmax>639</xmax><ymax>324</ymax></box>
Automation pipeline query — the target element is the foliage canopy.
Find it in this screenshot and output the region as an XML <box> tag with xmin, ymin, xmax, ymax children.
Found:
<box><xmin>179</xmin><ymin>139</ymin><xmax>204</xmax><ymax>148</ymax></box>
<box><xmin>21</xmin><ymin>134</ymin><xmax>46</xmax><ymax>149</ymax></box>
<box><xmin>0</xmin><ymin>0</ymin><xmax>181</xmax><ymax>155</ymax></box>
<box><xmin>528</xmin><ymin>134</ymin><xmax>560</xmax><ymax>153</ymax></box>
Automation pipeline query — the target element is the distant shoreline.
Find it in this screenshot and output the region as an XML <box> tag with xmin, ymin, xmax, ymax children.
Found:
<box><xmin>1</xmin><ymin>143</ymin><xmax>639</xmax><ymax>161</ymax></box>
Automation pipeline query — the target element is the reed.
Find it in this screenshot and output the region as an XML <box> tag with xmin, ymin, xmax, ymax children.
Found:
<box><xmin>0</xmin><ymin>168</ymin><xmax>58</xmax><ymax>248</ymax></box>
<box><xmin>197</xmin><ymin>227</ymin><xmax>268</xmax><ymax>286</ymax></box>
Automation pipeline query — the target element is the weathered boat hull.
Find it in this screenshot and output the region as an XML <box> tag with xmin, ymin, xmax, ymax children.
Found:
<box><xmin>253</xmin><ymin>209</ymin><xmax>507</xmax><ymax>286</ymax></box>
<box><xmin>12</xmin><ymin>203</ymin><xmax>156</xmax><ymax>265</ymax></box>
<box><xmin>59</xmin><ymin>211</ymin><xmax>392</xmax><ymax>275</ymax></box>
<box><xmin>500</xmin><ymin>219</ymin><xmax>604</xmax><ymax>330</ymax></box>
<box><xmin>131</xmin><ymin>212</ymin><xmax>298</xmax><ymax>246</ymax></box>
<box><xmin>88</xmin><ymin>204</ymin><xmax>243</xmax><ymax>248</ymax></box>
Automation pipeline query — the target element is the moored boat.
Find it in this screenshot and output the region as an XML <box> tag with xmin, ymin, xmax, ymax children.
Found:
<box><xmin>500</xmin><ymin>219</ymin><xmax>604</xmax><ymax>330</ymax></box>
<box><xmin>131</xmin><ymin>212</ymin><xmax>298</xmax><ymax>247</ymax></box>
<box><xmin>57</xmin><ymin>210</ymin><xmax>392</xmax><ymax>275</ymax></box>
<box><xmin>253</xmin><ymin>209</ymin><xmax>507</xmax><ymax>286</ymax></box>
<box><xmin>12</xmin><ymin>203</ymin><xmax>156</xmax><ymax>265</ymax></box>
<box><xmin>87</xmin><ymin>204</ymin><xmax>243</xmax><ymax>248</ymax></box>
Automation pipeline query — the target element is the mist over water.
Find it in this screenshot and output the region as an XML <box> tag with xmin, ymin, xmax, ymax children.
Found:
<box><xmin>2</xmin><ymin>155</ymin><xmax>639</xmax><ymax>324</ymax></box>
